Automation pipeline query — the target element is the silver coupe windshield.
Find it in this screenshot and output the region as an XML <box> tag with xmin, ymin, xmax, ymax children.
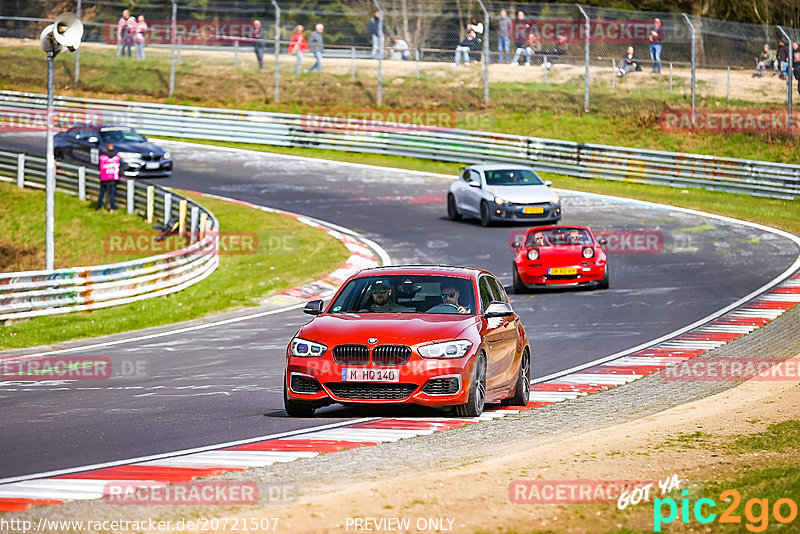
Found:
<box><xmin>484</xmin><ymin>169</ymin><xmax>544</xmax><ymax>186</ymax></box>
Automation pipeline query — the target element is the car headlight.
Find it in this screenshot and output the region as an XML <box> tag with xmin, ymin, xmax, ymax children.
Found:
<box><xmin>493</xmin><ymin>196</ymin><xmax>507</xmax><ymax>206</ymax></box>
<box><xmin>582</xmin><ymin>247</ymin><xmax>595</xmax><ymax>258</ymax></box>
<box><xmin>117</xmin><ymin>152</ymin><xmax>143</xmax><ymax>162</ymax></box>
<box><xmin>527</xmin><ymin>249</ymin><xmax>539</xmax><ymax>260</ymax></box>
<box><xmin>163</xmin><ymin>151</ymin><xmax>171</xmax><ymax>160</ymax></box>
<box><xmin>418</xmin><ymin>340</ymin><xmax>472</xmax><ymax>359</ymax></box>
<box><xmin>290</xmin><ymin>337</ymin><xmax>327</xmax><ymax>357</ymax></box>
<box><xmin>551</xmin><ymin>197</ymin><xmax>560</xmax><ymax>206</ymax></box>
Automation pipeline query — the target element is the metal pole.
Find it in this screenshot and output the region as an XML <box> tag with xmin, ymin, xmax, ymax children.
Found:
<box><xmin>577</xmin><ymin>4</ymin><xmax>590</xmax><ymax>112</ymax></box>
<box><xmin>477</xmin><ymin>0</ymin><xmax>489</xmax><ymax>106</ymax></box>
<box><xmin>415</xmin><ymin>48</ymin><xmax>420</xmax><ymax>79</ymax></box>
<box><xmin>271</xmin><ymin>0</ymin><xmax>281</xmax><ymax>103</ymax></box>
<box><xmin>726</xmin><ymin>67</ymin><xmax>730</xmax><ymax>100</ymax></box>
<box><xmin>351</xmin><ymin>46</ymin><xmax>356</xmax><ymax>79</ymax></box>
<box><xmin>177</xmin><ymin>35</ymin><xmax>182</xmax><ymax>64</ymax></box>
<box><xmin>778</xmin><ymin>27</ymin><xmax>793</xmax><ymax>135</ymax></box>
<box><xmin>682</xmin><ymin>13</ymin><xmax>696</xmax><ymax>126</ymax></box>
<box><xmin>373</xmin><ymin>0</ymin><xmax>383</xmax><ymax>105</ymax></box>
<box><xmin>669</xmin><ymin>62</ymin><xmax>673</xmax><ymax>92</ymax></box>
<box><xmin>169</xmin><ymin>0</ymin><xmax>177</xmax><ymax>97</ymax></box>
<box><xmin>74</xmin><ymin>0</ymin><xmax>81</xmax><ymax>86</ymax></box>
<box><xmin>543</xmin><ymin>55</ymin><xmax>547</xmax><ymax>84</ymax></box>
<box><xmin>612</xmin><ymin>59</ymin><xmax>615</xmax><ymax>89</ymax></box>
<box><xmin>45</xmin><ymin>50</ymin><xmax>55</xmax><ymax>270</ymax></box>
<box><xmin>234</xmin><ymin>40</ymin><xmax>239</xmax><ymax>68</ymax></box>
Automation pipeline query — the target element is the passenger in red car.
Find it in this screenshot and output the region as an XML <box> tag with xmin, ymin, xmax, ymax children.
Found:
<box><xmin>364</xmin><ymin>280</ymin><xmax>412</xmax><ymax>312</ymax></box>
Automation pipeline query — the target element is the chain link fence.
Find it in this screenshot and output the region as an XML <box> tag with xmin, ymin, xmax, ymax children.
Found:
<box><xmin>1</xmin><ymin>1</ymin><xmax>798</xmax><ymax>132</ymax></box>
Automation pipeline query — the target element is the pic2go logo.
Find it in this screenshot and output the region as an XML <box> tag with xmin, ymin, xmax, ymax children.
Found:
<box><xmin>653</xmin><ymin>489</ymin><xmax>799</xmax><ymax>532</ymax></box>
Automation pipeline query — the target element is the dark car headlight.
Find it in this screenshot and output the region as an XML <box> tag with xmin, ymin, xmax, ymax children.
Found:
<box><xmin>418</xmin><ymin>340</ymin><xmax>472</xmax><ymax>359</ymax></box>
<box><xmin>163</xmin><ymin>151</ymin><xmax>171</xmax><ymax>160</ymax></box>
<box><xmin>290</xmin><ymin>337</ymin><xmax>327</xmax><ymax>357</ymax></box>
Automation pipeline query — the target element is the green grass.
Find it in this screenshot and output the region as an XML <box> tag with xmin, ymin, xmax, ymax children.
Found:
<box><xmin>731</xmin><ymin>420</ymin><xmax>800</xmax><ymax>453</ymax></box>
<box><xmin>0</xmin><ymin>181</ymin><xmax>152</xmax><ymax>271</ymax></box>
<box><xmin>0</xmin><ymin>191</ymin><xmax>350</xmax><ymax>349</ymax></box>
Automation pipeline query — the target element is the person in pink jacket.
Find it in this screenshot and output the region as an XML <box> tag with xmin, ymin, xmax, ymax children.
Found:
<box><xmin>97</xmin><ymin>144</ymin><xmax>121</xmax><ymax>212</ymax></box>
<box><xmin>289</xmin><ymin>25</ymin><xmax>310</xmax><ymax>75</ymax></box>
<box><xmin>134</xmin><ymin>15</ymin><xmax>148</xmax><ymax>60</ymax></box>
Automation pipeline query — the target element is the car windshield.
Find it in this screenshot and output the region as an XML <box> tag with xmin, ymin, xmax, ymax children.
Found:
<box><xmin>484</xmin><ymin>169</ymin><xmax>544</xmax><ymax>186</ymax></box>
<box><xmin>328</xmin><ymin>275</ymin><xmax>477</xmax><ymax>315</ymax></box>
<box><xmin>526</xmin><ymin>228</ymin><xmax>593</xmax><ymax>246</ymax></box>
<box><xmin>100</xmin><ymin>127</ymin><xmax>145</xmax><ymax>144</ymax></box>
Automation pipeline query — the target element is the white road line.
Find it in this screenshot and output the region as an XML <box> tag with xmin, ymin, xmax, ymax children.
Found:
<box><xmin>728</xmin><ymin>309</ymin><xmax>785</xmax><ymax>319</ymax></box>
<box><xmin>697</xmin><ymin>325</ymin><xmax>758</xmax><ymax>333</ymax></box>
<box><xmin>529</xmin><ymin>392</ymin><xmax>587</xmax><ymax>402</ymax></box>
<box><xmin>556</xmin><ymin>374</ymin><xmax>642</xmax><ymax>385</ymax></box>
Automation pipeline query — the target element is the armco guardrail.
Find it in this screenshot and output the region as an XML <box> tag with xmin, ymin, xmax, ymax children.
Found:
<box><xmin>1</xmin><ymin>90</ymin><xmax>799</xmax><ymax>199</ymax></box>
<box><xmin>0</xmin><ymin>150</ymin><xmax>219</xmax><ymax>321</ymax></box>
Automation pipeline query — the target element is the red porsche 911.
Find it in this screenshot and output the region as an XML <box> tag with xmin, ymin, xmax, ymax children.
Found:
<box><xmin>284</xmin><ymin>266</ymin><xmax>531</xmax><ymax>417</ymax></box>
<box><xmin>512</xmin><ymin>225</ymin><xmax>609</xmax><ymax>292</ymax></box>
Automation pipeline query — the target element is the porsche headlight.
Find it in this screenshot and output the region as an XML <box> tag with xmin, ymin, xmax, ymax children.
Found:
<box><xmin>290</xmin><ymin>337</ymin><xmax>327</xmax><ymax>357</ymax></box>
<box><xmin>527</xmin><ymin>249</ymin><xmax>539</xmax><ymax>261</ymax></box>
<box><xmin>494</xmin><ymin>196</ymin><xmax>507</xmax><ymax>205</ymax></box>
<box><xmin>418</xmin><ymin>340</ymin><xmax>472</xmax><ymax>359</ymax></box>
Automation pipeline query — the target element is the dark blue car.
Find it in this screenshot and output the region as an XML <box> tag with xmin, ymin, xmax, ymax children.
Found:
<box><xmin>54</xmin><ymin>125</ymin><xmax>172</xmax><ymax>178</ymax></box>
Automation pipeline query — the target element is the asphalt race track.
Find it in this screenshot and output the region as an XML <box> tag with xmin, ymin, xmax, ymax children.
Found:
<box><xmin>1</xmin><ymin>134</ymin><xmax>798</xmax><ymax>480</ymax></box>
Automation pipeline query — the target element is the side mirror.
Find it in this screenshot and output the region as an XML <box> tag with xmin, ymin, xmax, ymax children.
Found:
<box><xmin>545</xmin><ymin>180</ymin><xmax>553</xmax><ymax>187</ymax></box>
<box><xmin>468</xmin><ymin>181</ymin><xmax>481</xmax><ymax>188</ymax></box>
<box><xmin>142</xmin><ymin>135</ymin><xmax>148</xmax><ymax>141</ymax></box>
<box><xmin>598</xmin><ymin>238</ymin><xmax>608</xmax><ymax>246</ymax></box>
<box><xmin>484</xmin><ymin>301</ymin><xmax>514</xmax><ymax>318</ymax></box>
<box><xmin>512</xmin><ymin>241</ymin><xmax>520</xmax><ymax>249</ymax></box>
<box><xmin>303</xmin><ymin>299</ymin><xmax>324</xmax><ymax>315</ymax></box>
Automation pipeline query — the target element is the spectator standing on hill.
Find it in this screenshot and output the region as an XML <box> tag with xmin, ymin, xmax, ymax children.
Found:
<box><xmin>252</xmin><ymin>20</ymin><xmax>266</xmax><ymax>71</ymax></box>
<box><xmin>116</xmin><ymin>9</ymin><xmax>131</xmax><ymax>58</ymax></box>
<box><xmin>134</xmin><ymin>15</ymin><xmax>148</xmax><ymax>60</ymax></box>
<box><xmin>618</xmin><ymin>46</ymin><xmax>640</xmax><ymax>77</ymax></box>
<box><xmin>97</xmin><ymin>144</ymin><xmax>120</xmax><ymax>212</ymax></box>
<box><xmin>289</xmin><ymin>25</ymin><xmax>310</xmax><ymax>75</ymax></box>
<box><xmin>777</xmin><ymin>39</ymin><xmax>789</xmax><ymax>79</ymax></box>
<box><xmin>648</xmin><ymin>17</ymin><xmax>664</xmax><ymax>73</ymax></box>
<box><xmin>307</xmin><ymin>24</ymin><xmax>324</xmax><ymax>73</ymax></box>
<box><xmin>793</xmin><ymin>51</ymin><xmax>800</xmax><ymax>95</ymax></box>
<box><xmin>368</xmin><ymin>11</ymin><xmax>385</xmax><ymax>59</ymax></box>
<box><xmin>511</xmin><ymin>10</ymin><xmax>531</xmax><ymax>66</ymax></box>
<box><xmin>497</xmin><ymin>10</ymin><xmax>511</xmax><ymax>63</ymax></box>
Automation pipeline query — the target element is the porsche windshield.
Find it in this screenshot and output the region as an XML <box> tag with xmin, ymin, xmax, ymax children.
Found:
<box><xmin>484</xmin><ymin>169</ymin><xmax>544</xmax><ymax>186</ymax></box>
<box><xmin>328</xmin><ymin>275</ymin><xmax>477</xmax><ymax>315</ymax></box>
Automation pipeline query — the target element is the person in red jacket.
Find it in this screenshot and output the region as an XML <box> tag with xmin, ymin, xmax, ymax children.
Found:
<box><xmin>97</xmin><ymin>144</ymin><xmax>120</xmax><ymax>212</ymax></box>
<box><xmin>289</xmin><ymin>25</ymin><xmax>310</xmax><ymax>75</ymax></box>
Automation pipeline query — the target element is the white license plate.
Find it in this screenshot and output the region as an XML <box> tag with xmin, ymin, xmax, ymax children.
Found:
<box><xmin>341</xmin><ymin>368</ymin><xmax>399</xmax><ymax>382</ymax></box>
<box><xmin>145</xmin><ymin>162</ymin><xmax>160</xmax><ymax>169</ymax></box>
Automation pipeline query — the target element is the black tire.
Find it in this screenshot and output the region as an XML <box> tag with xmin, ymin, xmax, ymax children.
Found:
<box><xmin>53</xmin><ymin>148</ymin><xmax>64</xmax><ymax>160</ymax></box>
<box><xmin>447</xmin><ymin>194</ymin><xmax>462</xmax><ymax>221</ymax></box>
<box><xmin>512</xmin><ymin>265</ymin><xmax>527</xmax><ymax>294</ymax></box>
<box><xmin>455</xmin><ymin>354</ymin><xmax>486</xmax><ymax>417</ymax></box>
<box><xmin>597</xmin><ymin>267</ymin><xmax>610</xmax><ymax>290</ymax></box>
<box><xmin>506</xmin><ymin>349</ymin><xmax>530</xmax><ymax>406</ymax></box>
<box><xmin>480</xmin><ymin>201</ymin><xmax>492</xmax><ymax>227</ymax></box>
<box><xmin>283</xmin><ymin>377</ymin><xmax>316</xmax><ymax>417</ymax></box>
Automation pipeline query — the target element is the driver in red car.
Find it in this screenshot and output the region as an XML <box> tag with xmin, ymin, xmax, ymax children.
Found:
<box><xmin>438</xmin><ymin>282</ymin><xmax>469</xmax><ymax>314</ymax></box>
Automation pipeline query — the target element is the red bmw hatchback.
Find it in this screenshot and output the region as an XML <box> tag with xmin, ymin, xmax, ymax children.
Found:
<box><xmin>512</xmin><ymin>225</ymin><xmax>609</xmax><ymax>292</ymax></box>
<box><xmin>284</xmin><ymin>266</ymin><xmax>531</xmax><ymax>417</ymax></box>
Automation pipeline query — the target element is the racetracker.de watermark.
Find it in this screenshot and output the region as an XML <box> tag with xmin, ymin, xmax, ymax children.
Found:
<box><xmin>660</xmin><ymin>109</ymin><xmax>800</xmax><ymax>134</ymax></box>
<box><xmin>103</xmin><ymin>231</ymin><xmax>296</xmax><ymax>256</ymax></box>
<box><xmin>0</xmin><ymin>107</ymin><xmax>103</xmax><ymax>132</ymax></box>
<box><xmin>0</xmin><ymin>357</ymin><xmax>112</xmax><ymax>380</ymax></box>
<box><xmin>104</xmin><ymin>481</ymin><xmax>259</xmax><ymax>505</ymax></box>
<box><xmin>507</xmin><ymin>229</ymin><xmax>663</xmax><ymax>254</ymax></box>
<box><xmin>509</xmin><ymin>480</ymin><xmax>657</xmax><ymax>504</ymax></box>
<box><xmin>301</xmin><ymin>108</ymin><xmax>457</xmax><ymax>133</ymax></box>
<box><xmin>660</xmin><ymin>358</ymin><xmax>800</xmax><ymax>381</ymax></box>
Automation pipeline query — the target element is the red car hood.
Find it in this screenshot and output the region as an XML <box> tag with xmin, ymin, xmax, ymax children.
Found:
<box><xmin>536</xmin><ymin>246</ymin><xmax>589</xmax><ymax>266</ymax></box>
<box><xmin>298</xmin><ymin>314</ymin><xmax>479</xmax><ymax>344</ymax></box>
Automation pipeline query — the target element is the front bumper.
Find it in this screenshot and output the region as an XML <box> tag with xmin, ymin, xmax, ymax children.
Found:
<box><xmin>286</xmin><ymin>355</ymin><xmax>472</xmax><ymax>407</ymax></box>
<box><xmin>489</xmin><ymin>201</ymin><xmax>561</xmax><ymax>223</ymax></box>
<box><xmin>121</xmin><ymin>159</ymin><xmax>173</xmax><ymax>178</ymax></box>
<box><xmin>517</xmin><ymin>262</ymin><xmax>606</xmax><ymax>286</ymax></box>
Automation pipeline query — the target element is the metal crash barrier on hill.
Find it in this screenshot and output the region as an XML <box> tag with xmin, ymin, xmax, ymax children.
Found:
<box><xmin>0</xmin><ymin>149</ymin><xmax>219</xmax><ymax>321</ymax></box>
<box><xmin>2</xmin><ymin>91</ymin><xmax>798</xmax><ymax>200</ymax></box>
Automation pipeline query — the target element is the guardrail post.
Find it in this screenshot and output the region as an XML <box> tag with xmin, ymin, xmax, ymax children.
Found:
<box><xmin>234</xmin><ymin>40</ymin><xmax>239</xmax><ymax>68</ymax></box>
<box><xmin>163</xmin><ymin>192</ymin><xmax>173</xmax><ymax>224</ymax></box>
<box><xmin>77</xmin><ymin>167</ymin><xmax>85</xmax><ymax>200</ymax></box>
<box><xmin>190</xmin><ymin>206</ymin><xmax>199</xmax><ymax>243</ymax></box>
<box><xmin>577</xmin><ymin>4</ymin><xmax>590</xmax><ymax>112</ymax></box>
<box><xmin>612</xmin><ymin>59</ymin><xmax>616</xmax><ymax>89</ymax></box>
<box><xmin>199</xmin><ymin>212</ymin><xmax>208</xmax><ymax>240</ymax></box>
<box><xmin>179</xmin><ymin>199</ymin><xmax>187</xmax><ymax>237</ymax></box>
<box><xmin>127</xmin><ymin>179</ymin><xmax>135</xmax><ymax>214</ymax></box>
<box><xmin>146</xmin><ymin>185</ymin><xmax>155</xmax><ymax>223</ymax></box>
<box><xmin>17</xmin><ymin>153</ymin><xmax>24</xmax><ymax>187</ymax></box>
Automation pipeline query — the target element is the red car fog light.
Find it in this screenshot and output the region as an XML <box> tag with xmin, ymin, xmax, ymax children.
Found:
<box><xmin>527</xmin><ymin>249</ymin><xmax>539</xmax><ymax>261</ymax></box>
<box><xmin>582</xmin><ymin>247</ymin><xmax>595</xmax><ymax>259</ymax></box>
